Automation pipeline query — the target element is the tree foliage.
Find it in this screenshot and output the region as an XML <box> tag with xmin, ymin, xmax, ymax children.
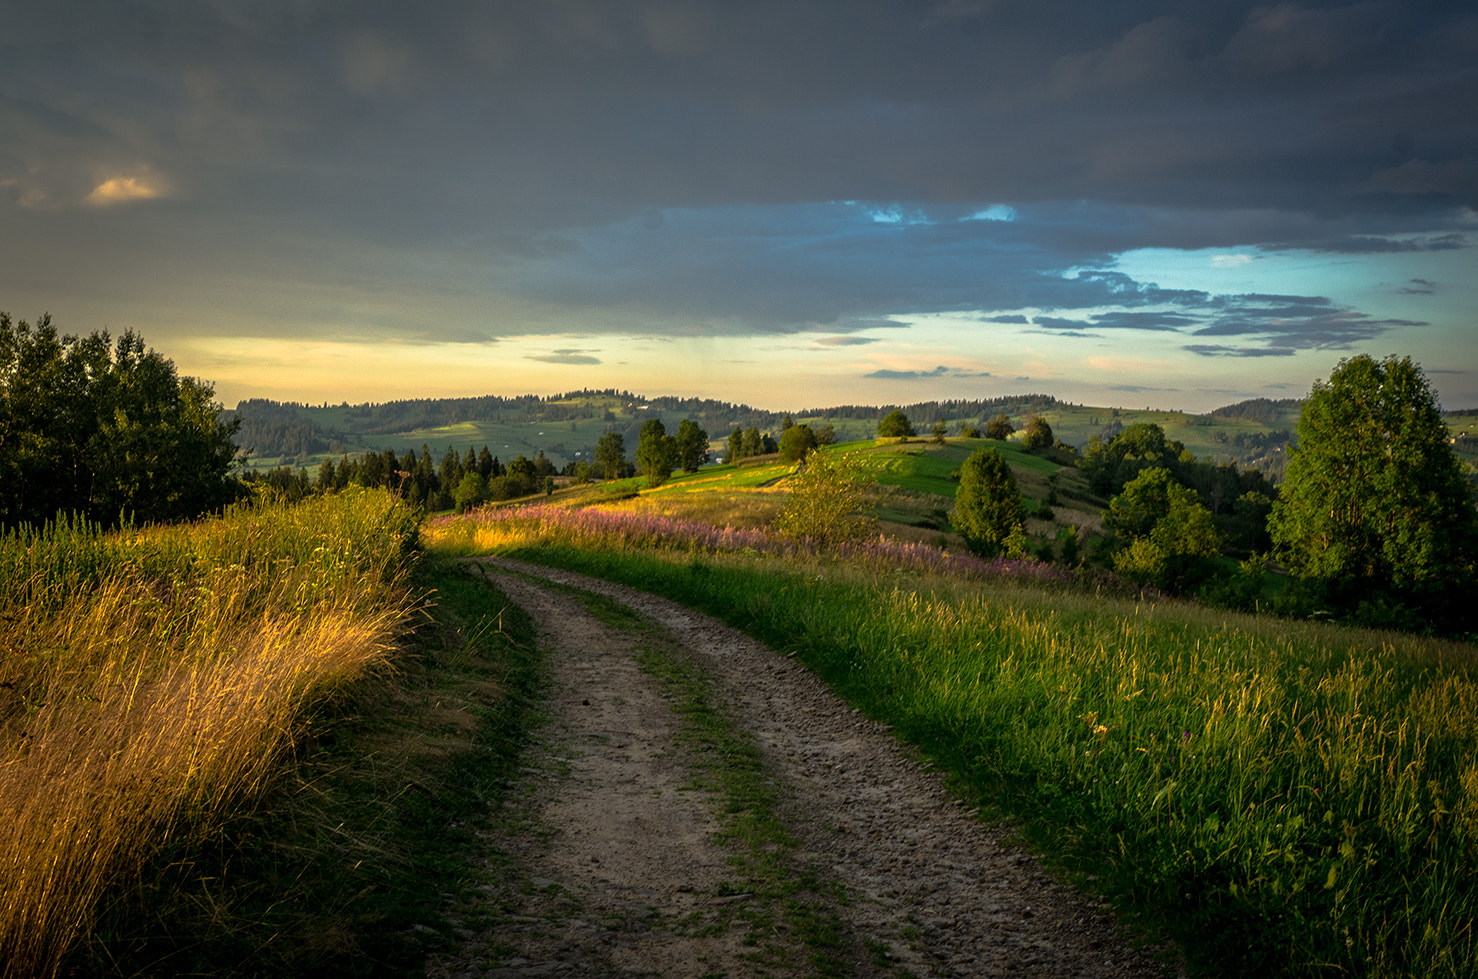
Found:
<box><xmin>726</xmin><ymin>425</ymin><xmax>777</xmax><ymax>462</ymax></box>
<box><xmin>636</xmin><ymin>417</ymin><xmax>676</xmax><ymax>487</ymax></box>
<box><xmin>1268</xmin><ymin>355</ymin><xmax>1478</xmax><ymax>628</ymax></box>
<box><xmin>774</xmin><ymin>450</ymin><xmax>876</xmax><ymax>546</ymax></box>
<box><xmin>778</xmin><ymin>423</ymin><xmax>818</xmax><ymax>463</ymax></box>
<box><xmin>983</xmin><ymin>412</ymin><xmax>1014</xmax><ymax>440</ymax></box>
<box><xmin>675</xmin><ymin>418</ymin><xmax>709</xmax><ymax>472</ymax></box>
<box><xmin>594</xmin><ymin>431</ymin><xmax>626</xmax><ymax>481</ymax></box>
<box><xmin>0</xmin><ymin>314</ymin><xmax>242</xmax><ymax>528</ymax></box>
<box><xmin>877</xmin><ymin>409</ymin><xmax>913</xmax><ymax>438</ymax></box>
<box><xmin>952</xmin><ymin>447</ymin><xmax>1024</xmax><ymax>557</ymax></box>
<box><xmin>1079</xmin><ymin>422</ymin><xmax>1185</xmax><ymax>495</ymax></box>
<box><xmin>1021</xmin><ymin>412</ymin><xmax>1054</xmax><ymax>450</ymax></box>
<box><xmin>1104</xmin><ymin>467</ymin><xmax>1221</xmax><ymax>591</ymax></box>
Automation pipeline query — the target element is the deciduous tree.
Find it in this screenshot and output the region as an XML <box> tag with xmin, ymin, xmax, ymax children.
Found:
<box><xmin>1021</xmin><ymin>412</ymin><xmax>1054</xmax><ymax>450</ymax></box>
<box><xmin>0</xmin><ymin>314</ymin><xmax>242</xmax><ymax>528</ymax></box>
<box><xmin>878</xmin><ymin>410</ymin><xmax>913</xmax><ymax>438</ymax></box>
<box><xmin>778</xmin><ymin>423</ymin><xmax>818</xmax><ymax>463</ymax></box>
<box><xmin>1104</xmin><ymin>467</ymin><xmax>1220</xmax><ymax>590</ymax></box>
<box><xmin>983</xmin><ymin>412</ymin><xmax>1014</xmax><ymax>440</ymax></box>
<box><xmin>1269</xmin><ymin>355</ymin><xmax>1478</xmax><ymax>628</ymax></box>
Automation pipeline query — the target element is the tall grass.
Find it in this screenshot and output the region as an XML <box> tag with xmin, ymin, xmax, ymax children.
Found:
<box><xmin>0</xmin><ymin>489</ymin><xmax>419</xmax><ymax>979</ymax></box>
<box><xmin>426</xmin><ymin>502</ymin><xmax>1074</xmax><ymax>586</ymax></box>
<box><xmin>429</xmin><ymin>505</ymin><xmax>1478</xmax><ymax>978</ymax></box>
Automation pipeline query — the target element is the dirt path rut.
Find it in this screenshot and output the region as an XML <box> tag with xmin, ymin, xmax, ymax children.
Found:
<box><xmin>427</xmin><ymin>560</ymin><xmax>1180</xmax><ymax>979</ymax></box>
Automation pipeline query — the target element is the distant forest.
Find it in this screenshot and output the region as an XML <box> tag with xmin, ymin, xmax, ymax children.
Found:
<box><xmin>226</xmin><ymin>389</ymin><xmax>1069</xmax><ymax>460</ymax></box>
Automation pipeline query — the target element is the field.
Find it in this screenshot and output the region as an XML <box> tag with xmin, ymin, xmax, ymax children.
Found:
<box><xmin>13</xmin><ymin>430</ymin><xmax>1477</xmax><ymax>976</ymax></box>
<box><xmin>424</xmin><ymin>450</ymin><xmax>1478</xmax><ymax>978</ymax></box>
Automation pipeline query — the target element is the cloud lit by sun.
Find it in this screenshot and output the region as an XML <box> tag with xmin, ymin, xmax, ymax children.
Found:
<box><xmin>84</xmin><ymin>168</ymin><xmax>171</xmax><ymax>207</ymax></box>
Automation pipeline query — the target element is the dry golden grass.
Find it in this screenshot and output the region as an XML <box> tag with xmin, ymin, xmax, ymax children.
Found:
<box><xmin>0</xmin><ymin>490</ymin><xmax>417</xmax><ymax>978</ymax></box>
<box><xmin>600</xmin><ymin>488</ymin><xmax>785</xmax><ymax>528</ymax></box>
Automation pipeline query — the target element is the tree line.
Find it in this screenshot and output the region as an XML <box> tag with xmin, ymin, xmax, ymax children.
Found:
<box><xmin>1</xmin><ymin>314</ymin><xmax>242</xmax><ymax>529</ymax></box>
<box><xmin>943</xmin><ymin>355</ymin><xmax>1477</xmax><ymax>635</ymax></box>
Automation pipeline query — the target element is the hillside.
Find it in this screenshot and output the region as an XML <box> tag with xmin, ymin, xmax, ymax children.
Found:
<box><xmin>226</xmin><ymin>390</ymin><xmax>1339</xmax><ymax>479</ymax></box>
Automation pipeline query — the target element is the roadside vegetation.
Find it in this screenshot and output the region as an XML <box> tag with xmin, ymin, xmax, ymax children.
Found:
<box><xmin>0</xmin><ymin>490</ymin><xmax>548</xmax><ymax>978</ymax></box>
<box><xmin>424</xmin><ymin>503</ymin><xmax>1478</xmax><ymax>978</ymax></box>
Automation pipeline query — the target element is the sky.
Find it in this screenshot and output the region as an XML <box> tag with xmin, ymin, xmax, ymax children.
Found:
<box><xmin>2</xmin><ymin>1</ymin><xmax>1475</xmax><ymax>413</ymax></box>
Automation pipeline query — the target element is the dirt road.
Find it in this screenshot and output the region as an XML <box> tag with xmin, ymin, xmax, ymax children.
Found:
<box><xmin>427</xmin><ymin>559</ymin><xmax>1180</xmax><ymax>978</ymax></box>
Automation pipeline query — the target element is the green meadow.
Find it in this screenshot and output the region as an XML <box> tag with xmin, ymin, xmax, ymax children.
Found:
<box><xmin>425</xmin><ymin>447</ymin><xmax>1478</xmax><ymax>979</ymax></box>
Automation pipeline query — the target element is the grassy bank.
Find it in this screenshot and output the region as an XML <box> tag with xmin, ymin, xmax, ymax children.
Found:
<box><xmin>425</xmin><ymin>506</ymin><xmax>1478</xmax><ymax>978</ymax></box>
<box><xmin>0</xmin><ymin>491</ymin><xmax>421</xmax><ymax>977</ymax></box>
<box><xmin>77</xmin><ymin>556</ymin><xmax>544</xmax><ymax>977</ymax></box>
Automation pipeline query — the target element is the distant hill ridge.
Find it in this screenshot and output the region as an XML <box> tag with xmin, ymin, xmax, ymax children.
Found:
<box><xmin>225</xmin><ymin>390</ymin><xmax>1069</xmax><ymax>459</ymax></box>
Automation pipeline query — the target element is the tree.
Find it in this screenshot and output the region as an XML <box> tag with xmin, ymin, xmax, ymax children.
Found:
<box><xmin>774</xmin><ymin>450</ymin><xmax>876</xmax><ymax>546</ymax></box>
<box><xmin>636</xmin><ymin>417</ymin><xmax>676</xmax><ymax>487</ymax></box>
<box><xmin>778</xmin><ymin>423</ymin><xmax>818</xmax><ymax>463</ymax></box>
<box><xmin>506</xmin><ymin>454</ymin><xmax>536</xmax><ymax>494</ymax></box>
<box><xmin>983</xmin><ymin>412</ymin><xmax>1014</xmax><ymax>440</ymax></box>
<box><xmin>1021</xmin><ymin>412</ymin><xmax>1054</xmax><ymax>450</ymax></box>
<box><xmin>878</xmin><ymin>410</ymin><xmax>913</xmax><ymax>438</ymax></box>
<box><xmin>675</xmin><ymin>419</ymin><xmax>709</xmax><ymax>472</ymax></box>
<box><xmin>952</xmin><ymin>447</ymin><xmax>1023</xmax><ymax>557</ymax></box>
<box><xmin>0</xmin><ymin>314</ymin><xmax>242</xmax><ymax>528</ymax></box>
<box><xmin>738</xmin><ymin>426</ymin><xmax>767</xmax><ymax>458</ymax></box>
<box><xmin>725</xmin><ymin>428</ymin><xmax>743</xmax><ymax>463</ymax></box>
<box><xmin>930</xmin><ymin>419</ymin><xmax>947</xmax><ymax>443</ymax></box>
<box><xmin>1078</xmin><ymin>422</ymin><xmax>1186</xmax><ymax>496</ymax></box>
<box><xmin>1268</xmin><ymin>355</ymin><xmax>1478</xmax><ymax>628</ymax></box>
<box><xmin>453</xmin><ymin>470</ymin><xmax>488</xmax><ymax>513</ymax></box>
<box><xmin>1104</xmin><ymin>467</ymin><xmax>1220</xmax><ymax>590</ymax></box>
<box><xmin>594</xmin><ymin>431</ymin><xmax>625</xmax><ymax>481</ymax></box>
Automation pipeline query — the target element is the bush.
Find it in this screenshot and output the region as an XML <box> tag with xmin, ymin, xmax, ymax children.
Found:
<box><xmin>774</xmin><ymin>451</ymin><xmax>876</xmax><ymax>546</ymax></box>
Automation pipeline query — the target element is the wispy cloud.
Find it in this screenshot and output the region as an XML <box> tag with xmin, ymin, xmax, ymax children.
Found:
<box><xmin>814</xmin><ymin>336</ymin><xmax>879</xmax><ymax>347</ymax></box>
<box><xmin>527</xmin><ymin>349</ymin><xmax>601</xmax><ymax>365</ymax></box>
<box><xmin>865</xmin><ymin>365</ymin><xmax>990</xmax><ymax>380</ymax></box>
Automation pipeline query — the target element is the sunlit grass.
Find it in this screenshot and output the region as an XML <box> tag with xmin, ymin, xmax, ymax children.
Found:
<box><xmin>0</xmin><ymin>489</ymin><xmax>419</xmax><ymax>979</ymax></box>
<box><xmin>427</xmin><ymin>501</ymin><xmax>1478</xmax><ymax>978</ymax></box>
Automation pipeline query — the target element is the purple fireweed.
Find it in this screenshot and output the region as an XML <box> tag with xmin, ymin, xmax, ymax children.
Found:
<box><xmin>432</xmin><ymin>503</ymin><xmax>1072</xmax><ymax>585</ymax></box>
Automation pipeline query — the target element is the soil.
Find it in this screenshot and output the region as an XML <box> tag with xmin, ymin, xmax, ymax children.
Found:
<box><xmin>425</xmin><ymin>559</ymin><xmax>1183</xmax><ymax>979</ymax></box>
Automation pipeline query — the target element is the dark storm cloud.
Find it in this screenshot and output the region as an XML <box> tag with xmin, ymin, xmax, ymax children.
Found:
<box><xmin>6</xmin><ymin>1</ymin><xmax>1474</xmax><ymax>223</ymax></box>
<box><xmin>1</xmin><ymin>0</ymin><xmax>1472</xmax><ymax>351</ymax></box>
<box><xmin>1191</xmin><ymin>294</ymin><xmax>1428</xmax><ymax>350</ymax></box>
<box><xmin>1034</xmin><ymin>310</ymin><xmax>1200</xmax><ymax>332</ymax></box>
